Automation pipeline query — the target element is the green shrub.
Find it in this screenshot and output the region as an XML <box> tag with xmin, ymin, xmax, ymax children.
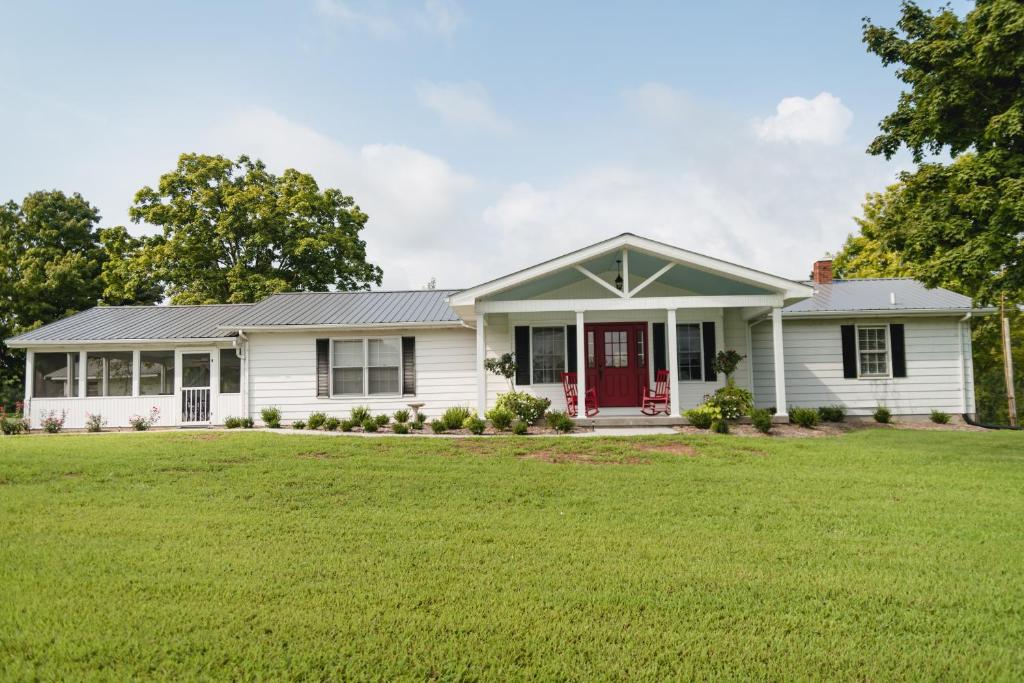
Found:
<box><xmin>307</xmin><ymin>412</ymin><xmax>327</xmax><ymax>430</ymax></box>
<box><xmin>362</xmin><ymin>418</ymin><xmax>378</xmax><ymax>433</ymax></box>
<box><xmin>85</xmin><ymin>412</ymin><xmax>106</xmax><ymax>433</ymax></box>
<box><xmin>685</xmin><ymin>404</ymin><xmax>721</xmax><ymax>429</ymax></box>
<box><xmin>494</xmin><ymin>392</ymin><xmax>551</xmax><ymax>424</ymax></box>
<box><xmin>393</xmin><ymin>409</ymin><xmax>410</xmax><ymax>424</ymax></box>
<box><xmin>512</xmin><ymin>420</ymin><xmax>529</xmax><ymax>435</ymax></box>
<box><xmin>224</xmin><ymin>416</ymin><xmax>242</xmax><ymax>429</ymax></box>
<box><xmin>324</xmin><ymin>416</ymin><xmax>341</xmax><ymax>431</ymax></box>
<box><xmin>874</xmin><ymin>406</ymin><xmax>892</xmax><ymax>424</ymax></box>
<box><xmin>260</xmin><ymin>406</ymin><xmax>281</xmax><ymax>428</ymax></box>
<box><xmin>790</xmin><ymin>407</ymin><xmax>820</xmax><ymax>428</ymax></box>
<box><xmin>751</xmin><ymin>408</ymin><xmax>773</xmax><ymax>434</ymax></box>
<box><xmin>392</xmin><ymin>422</ymin><xmax>409</xmax><ymax>434</ymax></box>
<box><xmin>818</xmin><ymin>405</ymin><xmax>846</xmax><ymax>422</ymax></box>
<box><xmin>441</xmin><ymin>406</ymin><xmax>472</xmax><ymax>430</ymax></box>
<box><xmin>340</xmin><ymin>419</ymin><xmax>355</xmax><ymax>432</ymax></box>
<box><xmin>704</xmin><ymin>384</ymin><xmax>753</xmax><ymax>420</ymax></box>
<box><xmin>711</xmin><ymin>419</ymin><xmax>730</xmax><ymax>434</ymax></box>
<box><xmin>292</xmin><ymin>420</ymin><xmax>307</xmax><ymax>430</ymax></box>
<box><xmin>544</xmin><ymin>410</ymin><xmax>575</xmax><ymax>433</ymax></box>
<box><xmin>409</xmin><ymin>417</ymin><xmax>424</xmax><ymax>430</ymax></box>
<box><xmin>465</xmin><ymin>416</ymin><xmax>486</xmax><ymax>435</ymax></box>
<box><xmin>430</xmin><ymin>419</ymin><xmax>447</xmax><ymax>434</ymax></box>
<box><xmin>0</xmin><ymin>416</ymin><xmax>29</xmax><ymax>435</ymax></box>
<box><xmin>350</xmin><ymin>406</ymin><xmax>371</xmax><ymax>423</ymax></box>
<box><xmin>240</xmin><ymin>417</ymin><xmax>254</xmax><ymax>428</ymax></box>
<box><xmin>930</xmin><ymin>410</ymin><xmax>951</xmax><ymax>424</ymax></box>
<box><xmin>486</xmin><ymin>406</ymin><xmax>515</xmax><ymax>431</ymax></box>
<box><xmin>374</xmin><ymin>414</ymin><xmax>389</xmax><ymax>427</ymax></box>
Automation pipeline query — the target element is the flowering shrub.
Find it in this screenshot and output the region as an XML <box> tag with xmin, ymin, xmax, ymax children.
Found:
<box><xmin>0</xmin><ymin>404</ymin><xmax>29</xmax><ymax>435</ymax></box>
<box><xmin>40</xmin><ymin>410</ymin><xmax>66</xmax><ymax>434</ymax></box>
<box><xmin>128</xmin><ymin>406</ymin><xmax>161</xmax><ymax>431</ymax></box>
<box><xmin>85</xmin><ymin>412</ymin><xmax>106</xmax><ymax>432</ymax></box>
<box><xmin>494</xmin><ymin>392</ymin><xmax>550</xmax><ymax>424</ymax></box>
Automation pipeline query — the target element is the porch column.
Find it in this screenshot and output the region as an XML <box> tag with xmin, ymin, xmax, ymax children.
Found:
<box><xmin>575</xmin><ymin>311</ymin><xmax>586</xmax><ymax>415</ymax></box>
<box><xmin>666</xmin><ymin>309</ymin><xmax>679</xmax><ymax>416</ymax></box>
<box><xmin>132</xmin><ymin>350</ymin><xmax>141</xmax><ymax>397</ymax></box>
<box><xmin>476</xmin><ymin>313</ymin><xmax>487</xmax><ymax>416</ymax></box>
<box><xmin>771</xmin><ymin>306</ymin><xmax>788</xmax><ymax>419</ymax></box>
<box><xmin>78</xmin><ymin>351</ymin><xmax>88</xmax><ymax>399</ymax></box>
<box><xmin>24</xmin><ymin>350</ymin><xmax>33</xmax><ymax>411</ymax></box>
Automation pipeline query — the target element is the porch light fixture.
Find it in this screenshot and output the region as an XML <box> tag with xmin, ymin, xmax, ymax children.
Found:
<box><xmin>614</xmin><ymin>259</ymin><xmax>623</xmax><ymax>291</ymax></box>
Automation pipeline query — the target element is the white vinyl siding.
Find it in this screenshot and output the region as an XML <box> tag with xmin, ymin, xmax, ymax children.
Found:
<box><xmin>752</xmin><ymin>316</ymin><xmax>973</xmax><ymax>415</ymax></box>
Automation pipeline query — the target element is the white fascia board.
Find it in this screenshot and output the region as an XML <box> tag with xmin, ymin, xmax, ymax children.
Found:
<box><xmin>4</xmin><ymin>337</ymin><xmax>235</xmax><ymax>349</ymax></box>
<box><xmin>781</xmin><ymin>308</ymin><xmax>995</xmax><ymax>319</ymax></box>
<box><xmin>220</xmin><ymin>322</ymin><xmax>467</xmax><ymax>332</ymax></box>
<box><xmin>476</xmin><ymin>294</ymin><xmax>784</xmax><ymax>314</ymax></box>
<box><xmin>449</xmin><ymin>233</ymin><xmax>812</xmax><ymax>307</ymax></box>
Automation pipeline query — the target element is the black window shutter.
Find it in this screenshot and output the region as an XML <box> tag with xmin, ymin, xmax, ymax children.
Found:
<box><xmin>401</xmin><ymin>336</ymin><xmax>416</xmax><ymax>395</ymax></box>
<box><xmin>652</xmin><ymin>323</ymin><xmax>666</xmax><ymax>371</ymax></box>
<box><xmin>702</xmin><ymin>321</ymin><xmax>717</xmax><ymax>382</ymax></box>
<box><xmin>841</xmin><ymin>325</ymin><xmax>857</xmax><ymax>378</ymax></box>
<box><xmin>890</xmin><ymin>324</ymin><xmax>906</xmax><ymax>378</ymax></box>
<box><xmin>514</xmin><ymin>326</ymin><xmax>531</xmax><ymax>386</ymax></box>
<box><xmin>566</xmin><ymin>325</ymin><xmax>577</xmax><ymax>373</ymax></box>
<box><xmin>315</xmin><ymin>338</ymin><xmax>329</xmax><ymax>397</ymax></box>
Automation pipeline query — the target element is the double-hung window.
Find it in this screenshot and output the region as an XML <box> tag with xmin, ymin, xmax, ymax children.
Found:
<box><xmin>676</xmin><ymin>323</ymin><xmax>703</xmax><ymax>381</ymax></box>
<box><xmin>331</xmin><ymin>338</ymin><xmax>401</xmax><ymax>396</ymax></box>
<box><xmin>531</xmin><ymin>327</ymin><xmax>565</xmax><ymax>384</ymax></box>
<box><xmin>857</xmin><ymin>326</ymin><xmax>889</xmax><ymax>377</ymax></box>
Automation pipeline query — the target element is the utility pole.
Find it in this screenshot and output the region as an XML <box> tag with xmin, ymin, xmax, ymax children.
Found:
<box><xmin>1000</xmin><ymin>294</ymin><xmax>1018</xmax><ymax>427</ymax></box>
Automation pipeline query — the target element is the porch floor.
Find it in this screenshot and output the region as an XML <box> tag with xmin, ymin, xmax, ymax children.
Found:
<box><xmin>575</xmin><ymin>406</ymin><xmax>684</xmax><ymax>427</ymax></box>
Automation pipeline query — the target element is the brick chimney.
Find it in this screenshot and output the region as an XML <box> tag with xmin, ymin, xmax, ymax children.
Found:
<box><xmin>811</xmin><ymin>259</ymin><xmax>833</xmax><ymax>284</ymax></box>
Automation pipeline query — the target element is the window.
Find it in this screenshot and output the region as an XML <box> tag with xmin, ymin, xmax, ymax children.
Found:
<box><xmin>587</xmin><ymin>330</ymin><xmax>595</xmax><ymax>369</ymax></box>
<box><xmin>140</xmin><ymin>350</ymin><xmax>174</xmax><ymax>395</ymax></box>
<box><xmin>367</xmin><ymin>338</ymin><xmax>400</xmax><ymax>395</ymax></box>
<box><xmin>603</xmin><ymin>330</ymin><xmax>628</xmax><ymax>368</ymax></box>
<box><xmin>219</xmin><ymin>349</ymin><xmax>241</xmax><ymax>393</ymax></box>
<box><xmin>531</xmin><ymin>327</ymin><xmax>565</xmax><ymax>384</ymax></box>
<box><xmin>636</xmin><ymin>329</ymin><xmax>646</xmax><ymax>368</ymax></box>
<box><xmin>86</xmin><ymin>352</ymin><xmax>133</xmax><ymax>396</ymax></box>
<box><xmin>332</xmin><ymin>340</ymin><xmax>364</xmax><ymax>395</ymax></box>
<box><xmin>676</xmin><ymin>324</ymin><xmax>703</xmax><ymax>381</ymax></box>
<box><xmin>857</xmin><ymin>326</ymin><xmax>889</xmax><ymax>377</ymax></box>
<box><xmin>33</xmin><ymin>352</ymin><xmax>78</xmax><ymax>398</ymax></box>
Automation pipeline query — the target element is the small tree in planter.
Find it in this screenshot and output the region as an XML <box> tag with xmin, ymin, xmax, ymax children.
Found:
<box><xmin>712</xmin><ymin>350</ymin><xmax>746</xmax><ymax>384</ymax></box>
<box><xmin>484</xmin><ymin>353</ymin><xmax>517</xmax><ymax>391</ymax></box>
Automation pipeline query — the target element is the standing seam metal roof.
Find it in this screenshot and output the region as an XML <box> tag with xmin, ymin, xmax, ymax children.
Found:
<box><xmin>5</xmin><ymin>304</ymin><xmax>247</xmax><ymax>343</ymax></box>
<box><xmin>221</xmin><ymin>289</ymin><xmax>462</xmax><ymax>327</ymax></box>
<box><xmin>784</xmin><ymin>279</ymin><xmax>974</xmax><ymax>314</ymax></box>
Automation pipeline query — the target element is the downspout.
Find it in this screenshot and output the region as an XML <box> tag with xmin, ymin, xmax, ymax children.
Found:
<box><xmin>235</xmin><ymin>331</ymin><xmax>249</xmax><ymax>420</ymax></box>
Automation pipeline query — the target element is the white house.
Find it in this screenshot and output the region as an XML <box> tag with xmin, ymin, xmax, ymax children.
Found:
<box><xmin>6</xmin><ymin>234</ymin><xmax>989</xmax><ymax>429</ymax></box>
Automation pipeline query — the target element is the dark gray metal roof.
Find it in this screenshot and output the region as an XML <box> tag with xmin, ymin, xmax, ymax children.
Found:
<box><xmin>225</xmin><ymin>289</ymin><xmax>462</xmax><ymax>328</ymax></box>
<box><xmin>784</xmin><ymin>279</ymin><xmax>975</xmax><ymax>315</ymax></box>
<box><xmin>6</xmin><ymin>305</ymin><xmax>246</xmax><ymax>344</ymax></box>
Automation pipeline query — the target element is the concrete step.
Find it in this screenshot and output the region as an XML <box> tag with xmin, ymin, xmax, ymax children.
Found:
<box><xmin>576</xmin><ymin>416</ymin><xmax>685</xmax><ymax>427</ymax></box>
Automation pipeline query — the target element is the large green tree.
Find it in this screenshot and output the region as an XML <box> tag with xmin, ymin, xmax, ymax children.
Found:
<box><xmin>117</xmin><ymin>154</ymin><xmax>383</xmax><ymax>304</ymax></box>
<box><xmin>859</xmin><ymin>0</ymin><xmax>1024</xmax><ymax>304</ymax></box>
<box><xmin>0</xmin><ymin>191</ymin><xmax>159</xmax><ymax>409</ymax></box>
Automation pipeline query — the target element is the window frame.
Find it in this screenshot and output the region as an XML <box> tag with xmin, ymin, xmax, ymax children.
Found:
<box><xmin>855</xmin><ymin>324</ymin><xmax>892</xmax><ymax>379</ymax></box>
<box><xmin>529</xmin><ymin>325</ymin><xmax>568</xmax><ymax>385</ymax></box>
<box><xmin>675</xmin><ymin>322</ymin><xmax>705</xmax><ymax>382</ymax></box>
<box><xmin>139</xmin><ymin>349</ymin><xmax>176</xmax><ymax>396</ymax></box>
<box><xmin>32</xmin><ymin>352</ymin><xmax>79</xmax><ymax>398</ymax></box>
<box><xmin>85</xmin><ymin>351</ymin><xmax>134</xmax><ymax>397</ymax></box>
<box><xmin>328</xmin><ymin>336</ymin><xmax>403</xmax><ymax>398</ymax></box>
<box><xmin>218</xmin><ymin>348</ymin><xmax>242</xmax><ymax>395</ymax></box>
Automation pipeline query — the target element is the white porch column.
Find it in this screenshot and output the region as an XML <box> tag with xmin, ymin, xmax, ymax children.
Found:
<box><xmin>575</xmin><ymin>311</ymin><xmax>586</xmax><ymax>414</ymax></box>
<box><xmin>666</xmin><ymin>309</ymin><xmax>679</xmax><ymax>416</ymax></box>
<box><xmin>78</xmin><ymin>351</ymin><xmax>87</xmax><ymax>398</ymax></box>
<box><xmin>132</xmin><ymin>350</ymin><xmax>141</xmax><ymax>397</ymax></box>
<box><xmin>771</xmin><ymin>306</ymin><xmax>788</xmax><ymax>419</ymax></box>
<box><xmin>24</xmin><ymin>350</ymin><xmax>34</xmax><ymax>412</ymax></box>
<box><xmin>476</xmin><ymin>313</ymin><xmax>487</xmax><ymax>416</ymax></box>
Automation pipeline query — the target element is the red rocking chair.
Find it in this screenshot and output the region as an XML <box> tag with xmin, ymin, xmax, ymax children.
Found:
<box><xmin>561</xmin><ymin>372</ymin><xmax>599</xmax><ymax>417</ymax></box>
<box><xmin>641</xmin><ymin>369</ymin><xmax>671</xmax><ymax>415</ymax></box>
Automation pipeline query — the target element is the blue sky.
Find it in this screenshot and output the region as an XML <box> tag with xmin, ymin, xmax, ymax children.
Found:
<box><xmin>0</xmin><ymin>1</ymin><xmax>963</xmax><ymax>288</ymax></box>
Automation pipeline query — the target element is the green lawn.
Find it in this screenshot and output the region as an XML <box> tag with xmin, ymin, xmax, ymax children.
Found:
<box><xmin>1</xmin><ymin>430</ymin><xmax>1022</xmax><ymax>681</ymax></box>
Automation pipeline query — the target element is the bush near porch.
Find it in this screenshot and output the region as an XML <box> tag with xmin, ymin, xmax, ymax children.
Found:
<box><xmin>0</xmin><ymin>430</ymin><xmax>1022</xmax><ymax>680</ymax></box>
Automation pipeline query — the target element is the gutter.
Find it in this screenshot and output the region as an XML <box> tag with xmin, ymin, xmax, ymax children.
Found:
<box><xmin>215</xmin><ymin>321</ymin><xmax>466</xmax><ymax>332</ymax></box>
<box><xmin>5</xmin><ymin>336</ymin><xmax>235</xmax><ymax>348</ymax></box>
<box><xmin>781</xmin><ymin>307</ymin><xmax>997</xmax><ymax>320</ymax></box>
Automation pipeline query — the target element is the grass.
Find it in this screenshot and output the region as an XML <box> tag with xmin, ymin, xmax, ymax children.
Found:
<box><xmin>1</xmin><ymin>430</ymin><xmax>1022</xmax><ymax>680</ymax></box>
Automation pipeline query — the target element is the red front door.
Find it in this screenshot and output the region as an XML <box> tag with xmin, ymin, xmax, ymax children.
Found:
<box><xmin>585</xmin><ymin>323</ymin><xmax>648</xmax><ymax>407</ymax></box>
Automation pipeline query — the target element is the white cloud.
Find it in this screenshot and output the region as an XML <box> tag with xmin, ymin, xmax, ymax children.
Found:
<box><xmin>753</xmin><ymin>92</ymin><xmax>854</xmax><ymax>145</ymax></box>
<box><xmin>206</xmin><ymin>108</ymin><xmax>477</xmax><ymax>289</ymax></box>
<box><xmin>314</xmin><ymin>0</ymin><xmax>462</xmax><ymax>39</ymax></box>
<box><xmin>415</xmin><ymin>81</ymin><xmax>509</xmax><ymax>131</ymax></box>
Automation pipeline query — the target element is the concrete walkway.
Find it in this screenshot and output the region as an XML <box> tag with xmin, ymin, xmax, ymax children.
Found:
<box><xmin>264</xmin><ymin>426</ymin><xmax>678</xmax><ymax>438</ymax></box>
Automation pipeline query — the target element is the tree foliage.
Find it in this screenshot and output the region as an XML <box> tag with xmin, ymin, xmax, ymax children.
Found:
<box><xmin>859</xmin><ymin>0</ymin><xmax>1024</xmax><ymax>305</ymax></box>
<box><xmin>120</xmin><ymin>154</ymin><xmax>383</xmax><ymax>304</ymax></box>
